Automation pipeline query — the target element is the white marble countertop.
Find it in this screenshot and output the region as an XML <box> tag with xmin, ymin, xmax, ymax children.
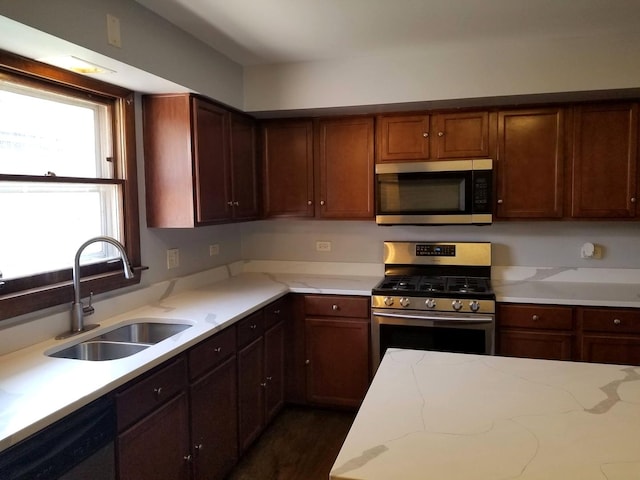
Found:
<box><xmin>0</xmin><ymin>269</ymin><xmax>379</xmax><ymax>453</ymax></box>
<box><xmin>331</xmin><ymin>349</ymin><xmax>640</xmax><ymax>480</ymax></box>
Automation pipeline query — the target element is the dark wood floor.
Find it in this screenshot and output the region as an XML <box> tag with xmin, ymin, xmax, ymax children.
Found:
<box><xmin>226</xmin><ymin>406</ymin><xmax>355</xmax><ymax>480</ymax></box>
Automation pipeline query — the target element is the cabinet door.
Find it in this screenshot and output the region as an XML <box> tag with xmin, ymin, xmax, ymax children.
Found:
<box><xmin>433</xmin><ymin>111</ymin><xmax>489</xmax><ymax>159</ymax></box>
<box><xmin>496</xmin><ymin>108</ymin><xmax>565</xmax><ymax>218</ymax></box>
<box><xmin>377</xmin><ymin>114</ymin><xmax>430</xmax><ymax>162</ymax></box>
<box><xmin>190</xmin><ymin>356</ymin><xmax>238</xmax><ymax>480</ymax></box>
<box><xmin>581</xmin><ymin>335</ymin><xmax>640</xmax><ymax>365</ymax></box>
<box><xmin>229</xmin><ymin>113</ymin><xmax>259</xmax><ymax>220</ymax></box>
<box><xmin>264</xmin><ymin>321</ymin><xmax>285</xmax><ymax>424</ymax></box>
<box><xmin>317</xmin><ymin>117</ymin><xmax>374</xmax><ymax>219</ymax></box>
<box><xmin>305</xmin><ymin>318</ymin><xmax>370</xmax><ymax>408</ymax></box>
<box><xmin>118</xmin><ymin>393</ymin><xmax>190</xmax><ymax>480</ymax></box>
<box><xmin>237</xmin><ymin>337</ymin><xmax>264</xmax><ymax>452</ymax></box>
<box><xmin>570</xmin><ymin>103</ymin><xmax>638</xmax><ymax>218</ymax></box>
<box><xmin>498</xmin><ymin>330</ymin><xmax>573</xmax><ymax>361</ymax></box>
<box><xmin>262</xmin><ymin>120</ymin><xmax>314</xmax><ymax>217</ymax></box>
<box><xmin>193</xmin><ymin>98</ymin><xmax>231</xmax><ymax>223</ymax></box>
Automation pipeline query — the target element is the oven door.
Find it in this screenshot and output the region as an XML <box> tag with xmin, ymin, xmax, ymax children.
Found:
<box><xmin>371</xmin><ymin>309</ymin><xmax>495</xmax><ymax>371</ymax></box>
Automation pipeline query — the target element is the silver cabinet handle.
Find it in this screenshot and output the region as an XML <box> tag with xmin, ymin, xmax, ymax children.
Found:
<box><xmin>422</xmin><ymin>132</ymin><xmax>429</xmax><ymax>138</ymax></box>
<box><xmin>305</xmin><ymin>359</ymin><xmax>310</xmax><ymax>365</ymax></box>
<box><xmin>234</xmin><ymin>201</ymin><xmax>240</xmax><ymax>206</ymax></box>
<box><xmin>497</xmin><ymin>199</ymin><xmax>504</xmax><ymax>204</ymax></box>
<box><xmin>532</xmin><ymin>314</ymin><xmax>539</xmax><ymax>321</ymax></box>
<box><xmin>332</xmin><ymin>304</ymin><xmax>339</xmax><ymax>311</ymax></box>
<box><xmin>438</xmin><ymin>131</ymin><xmax>444</xmax><ymax>137</ymax></box>
<box><xmin>631</xmin><ymin>198</ymin><xmax>636</xmax><ymax>203</ymax></box>
<box><xmin>214</xmin><ymin>347</ymin><xmax>222</xmax><ymax>353</ymax></box>
<box><xmin>613</xmin><ymin>318</ymin><xmax>621</xmax><ymax>325</ymax></box>
<box><xmin>320</xmin><ymin>200</ymin><xmax>325</xmax><ymax>206</ymax></box>
<box><xmin>153</xmin><ymin>387</ymin><xmax>162</xmax><ymax>398</ymax></box>
<box><xmin>227</xmin><ymin>201</ymin><xmax>233</xmax><ymax>206</ymax></box>
<box><xmin>250</xmin><ymin>324</ymin><xmax>257</xmax><ymax>330</ymax></box>
<box><xmin>184</xmin><ymin>454</ymin><xmax>192</xmax><ymax>462</ymax></box>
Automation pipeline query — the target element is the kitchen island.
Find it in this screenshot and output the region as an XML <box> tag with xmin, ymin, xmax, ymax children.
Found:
<box><xmin>331</xmin><ymin>349</ymin><xmax>640</xmax><ymax>479</ymax></box>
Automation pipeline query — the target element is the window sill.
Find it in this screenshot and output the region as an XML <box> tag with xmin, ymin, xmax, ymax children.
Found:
<box><xmin>0</xmin><ymin>266</ymin><xmax>147</xmax><ymax>321</ymax></box>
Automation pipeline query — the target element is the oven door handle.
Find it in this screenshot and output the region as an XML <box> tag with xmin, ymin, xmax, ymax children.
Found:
<box><xmin>372</xmin><ymin>311</ymin><xmax>494</xmax><ymax>323</ymax></box>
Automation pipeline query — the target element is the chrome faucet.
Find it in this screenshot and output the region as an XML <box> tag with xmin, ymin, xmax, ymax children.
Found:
<box><xmin>58</xmin><ymin>236</ymin><xmax>134</xmax><ymax>339</ymax></box>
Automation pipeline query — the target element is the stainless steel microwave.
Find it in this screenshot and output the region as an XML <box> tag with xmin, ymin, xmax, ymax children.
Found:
<box><xmin>375</xmin><ymin>159</ymin><xmax>493</xmax><ymax>225</ymax></box>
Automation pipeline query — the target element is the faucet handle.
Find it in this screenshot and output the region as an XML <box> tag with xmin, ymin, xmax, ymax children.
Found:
<box><xmin>83</xmin><ymin>291</ymin><xmax>95</xmax><ymax>317</ymax></box>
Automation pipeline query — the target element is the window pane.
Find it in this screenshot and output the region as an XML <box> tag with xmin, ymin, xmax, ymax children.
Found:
<box><xmin>0</xmin><ymin>82</ymin><xmax>112</xmax><ymax>178</ymax></box>
<box><xmin>0</xmin><ymin>181</ymin><xmax>122</xmax><ymax>279</ymax></box>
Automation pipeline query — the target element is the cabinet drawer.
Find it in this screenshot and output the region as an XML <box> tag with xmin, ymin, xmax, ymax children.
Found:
<box><xmin>304</xmin><ymin>295</ymin><xmax>369</xmax><ymax>318</ymax></box>
<box><xmin>188</xmin><ymin>326</ymin><xmax>236</xmax><ymax>380</ymax></box>
<box><xmin>237</xmin><ymin>311</ymin><xmax>265</xmax><ymax>347</ymax></box>
<box><xmin>116</xmin><ymin>356</ymin><xmax>187</xmax><ymax>431</ymax></box>
<box><xmin>264</xmin><ymin>297</ymin><xmax>289</xmax><ymax>330</ymax></box>
<box><xmin>498</xmin><ymin>304</ymin><xmax>573</xmax><ymax>330</ymax></box>
<box><xmin>580</xmin><ymin>308</ymin><xmax>640</xmax><ymax>334</ymax></box>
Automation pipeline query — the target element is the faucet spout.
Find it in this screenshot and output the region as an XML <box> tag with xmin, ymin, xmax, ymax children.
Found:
<box><xmin>61</xmin><ymin>236</ymin><xmax>134</xmax><ymax>339</ymax></box>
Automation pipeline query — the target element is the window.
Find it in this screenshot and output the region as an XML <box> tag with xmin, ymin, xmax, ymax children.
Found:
<box><xmin>0</xmin><ymin>50</ymin><xmax>141</xmax><ymax>321</ymax></box>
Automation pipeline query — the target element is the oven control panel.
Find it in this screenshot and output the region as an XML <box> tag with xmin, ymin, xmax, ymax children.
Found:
<box><xmin>416</xmin><ymin>244</ymin><xmax>456</xmax><ymax>257</ymax></box>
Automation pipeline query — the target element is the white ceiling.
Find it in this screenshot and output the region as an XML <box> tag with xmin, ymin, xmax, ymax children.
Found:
<box><xmin>134</xmin><ymin>0</ymin><xmax>640</xmax><ymax>66</ymax></box>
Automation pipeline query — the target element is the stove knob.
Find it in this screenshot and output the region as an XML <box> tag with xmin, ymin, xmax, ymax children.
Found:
<box><xmin>469</xmin><ymin>301</ymin><xmax>480</xmax><ymax>312</ymax></box>
<box><xmin>425</xmin><ymin>298</ymin><xmax>437</xmax><ymax>309</ymax></box>
<box><xmin>384</xmin><ymin>296</ymin><xmax>394</xmax><ymax>307</ymax></box>
<box><xmin>451</xmin><ymin>299</ymin><xmax>463</xmax><ymax>311</ymax></box>
<box><xmin>399</xmin><ymin>297</ymin><xmax>411</xmax><ymax>308</ymax></box>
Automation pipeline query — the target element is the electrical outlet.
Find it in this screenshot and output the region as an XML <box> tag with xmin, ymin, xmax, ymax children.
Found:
<box><xmin>209</xmin><ymin>244</ymin><xmax>220</xmax><ymax>256</ymax></box>
<box><xmin>107</xmin><ymin>14</ymin><xmax>122</xmax><ymax>48</ymax></box>
<box><xmin>167</xmin><ymin>248</ymin><xmax>179</xmax><ymax>269</ymax></box>
<box><xmin>316</xmin><ymin>241</ymin><xmax>332</xmax><ymax>252</ymax></box>
<box><xmin>592</xmin><ymin>245</ymin><xmax>603</xmax><ymax>259</ymax></box>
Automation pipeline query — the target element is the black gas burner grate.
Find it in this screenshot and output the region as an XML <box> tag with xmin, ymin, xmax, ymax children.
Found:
<box><xmin>377</xmin><ymin>275</ymin><xmax>491</xmax><ymax>295</ymax></box>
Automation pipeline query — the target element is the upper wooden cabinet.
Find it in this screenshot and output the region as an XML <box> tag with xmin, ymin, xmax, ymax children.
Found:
<box><xmin>262</xmin><ymin>120</ymin><xmax>315</xmax><ymax>218</ymax></box>
<box><xmin>143</xmin><ymin>94</ymin><xmax>258</xmax><ymax>227</ymax></box>
<box><xmin>316</xmin><ymin>117</ymin><xmax>374</xmax><ymax>219</ymax></box>
<box><xmin>376</xmin><ymin>111</ymin><xmax>490</xmax><ymax>162</ymax></box>
<box><xmin>262</xmin><ymin>117</ymin><xmax>375</xmax><ymax>219</ymax></box>
<box><xmin>570</xmin><ymin>103</ymin><xmax>639</xmax><ymax>218</ymax></box>
<box><xmin>496</xmin><ymin>108</ymin><xmax>565</xmax><ymax>218</ymax></box>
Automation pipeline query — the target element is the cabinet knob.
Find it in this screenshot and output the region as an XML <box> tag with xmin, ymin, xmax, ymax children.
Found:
<box><xmin>305</xmin><ymin>359</ymin><xmax>310</xmax><ymax>365</ymax></box>
<box><xmin>273</xmin><ymin>309</ymin><xmax>281</xmax><ymax>315</ymax></box>
<box><xmin>260</xmin><ymin>382</ymin><xmax>267</xmax><ymax>388</ymax></box>
<box><xmin>497</xmin><ymin>199</ymin><xmax>504</xmax><ymax>204</ymax></box>
<box><xmin>266</xmin><ymin>376</ymin><xmax>273</xmax><ymax>381</ymax></box>
<box><xmin>184</xmin><ymin>454</ymin><xmax>192</xmax><ymax>462</ymax></box>
<box><xmin>250</xmin><ymin>324</ymin><xmax>257</xmax><ymax>330</ymax></box>
<box><xmin>234</xmin><ymin>201</ymin><xmax>240</xmax><ymax>206</ymax></box>
<box><xmin>631</xmin><ymin>198</ymin><xmax>636</xmax><ymax>203</ymax></box>
<box><xmin>227</xmin><ymin>201</ymin><xmax>234</xmax><ymax>206</ymax></box>
<box><xmin>437</xmin><ymin>131</ymin><xmax>444</xmax><ymax>137</ymax></box>
<box><xmin>320</xmin><ymin>200</ymin><xmax>325</xmax><ymax>206</ymax></box>
<box><xmin>332</xmin><ymin>304</ymin><xmax>339</xmax><ymax>311</ymax></box>
<box><xmin>532</xmin><ymin>314</ymin><xmax>539</xmax><ymax>321</ymax></box>
<box><xmin>194</xmin><ymin>443</ymin><xmax>203</xmax><ymax>451</ymax></box>
<box><xmin>613</xmin><ymin>318</ymin><xmax>622</xmax><ymax>325</ymax></box>
<box><xmin>153</xmin><ymin>387</ymin><xmax>162</xmax><ymax>398</ymax></box>
<box><xmin>214</xmin><ymin>346</ymin><xmax>222</xmax><ymax>353</ymax></box>
<box><xmin>422</xmin><ymin>132</ymin><xmax>429</xmax><ymax>138</ymax></box>
<box><xmin>307</xmin><ymin>200</ymin><xmax>313</xmax><ymax>205</ymax></box>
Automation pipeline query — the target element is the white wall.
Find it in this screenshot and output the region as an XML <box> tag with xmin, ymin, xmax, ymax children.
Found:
<box><xmin>0</xmin><ymin>0</ymin><xmax>244</xmax><ymax>108</ymax></box>
<box><xmin>241</xmin><ymin>220</ymin><xmax>640</xmax><ymax>269</ymax></box>
<box><xmin>244</xmin><ymin>32</ymin><xmax>640</xmax><ymax>112</ymax></box>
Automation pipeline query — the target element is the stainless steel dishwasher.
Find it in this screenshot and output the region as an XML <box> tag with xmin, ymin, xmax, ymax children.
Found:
<box><xmin>0</xmin><ymin>396</ymin><xmax>116</xmax><ymax>480</ymax></box>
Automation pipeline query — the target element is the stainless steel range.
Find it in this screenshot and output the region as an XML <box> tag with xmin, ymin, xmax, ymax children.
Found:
<box><xmin>371</xmin><ymin>241</ymin><xmax>495</xmax><ymax>370</ymax></box>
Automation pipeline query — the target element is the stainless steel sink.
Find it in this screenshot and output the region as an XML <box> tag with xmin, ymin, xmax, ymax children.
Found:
<box><xmin>47</xmin><ymin>320</ymin><xmax>192</xmax><ymax>361</ymax></box>
<box><xmin>93</xmin><ymin>322</ymin><xmax>191</xmax><ymax>344</ymax></box>
<box><xmin>49</xmin><ymin>341</ymin><xmax>150</xmax><ymax>361</ymax></box>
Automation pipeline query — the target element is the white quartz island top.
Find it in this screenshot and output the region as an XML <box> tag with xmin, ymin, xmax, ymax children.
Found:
<box><xmin>0</xmin><ymin>267</ymin><xmax>379</xmax><ymax>452</ymax></box>
<box><xmin>331</xmin><ymin>349</ymin><xmax>640</xmax><ymax>480</ymax></box>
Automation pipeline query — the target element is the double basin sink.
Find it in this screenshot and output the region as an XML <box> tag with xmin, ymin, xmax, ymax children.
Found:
<box><xmin>47</xmin><ymin>320</ymin><xmax>192</xmax><ymax>361</ymax></box>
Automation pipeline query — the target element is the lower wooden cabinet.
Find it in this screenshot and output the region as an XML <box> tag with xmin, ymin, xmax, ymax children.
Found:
<box><xmin>303</xmin><ymin>295</ymin><xmax>370</xmax><ymax>408</ymax></box>
<box><xmin>237</xmin><ymin>299</ymin><xmax>287</xmax><ymax>452</ymax></box>
<box><xmin>498</xmin><ymin>303</ymin><xmax>640</xmax><ymax>366</ymax></box>
<box><xmin>116</xmin><ymin>358</ymin><xmax>191</xmax><ymax>480</ymax></box>
<box><xmin>497</xmin><ymin>303</ymin><xmax>574</xmax><ymax>361</ymax></box>
<box><xmin>578</xmin><ymin>307</ymin><xmax>640</xmax><ymax>365</ymax></box>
